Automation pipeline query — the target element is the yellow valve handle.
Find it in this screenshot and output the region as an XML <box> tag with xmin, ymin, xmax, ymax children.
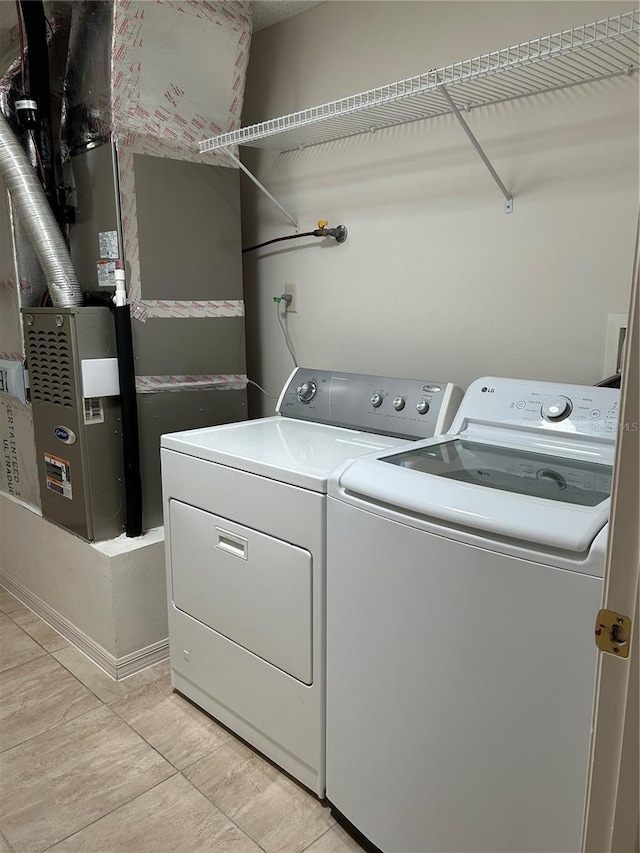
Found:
<box><xmin>317</xmin><ymin>220</ymin><xmax>328</xmax><ymax>228</ymax></box>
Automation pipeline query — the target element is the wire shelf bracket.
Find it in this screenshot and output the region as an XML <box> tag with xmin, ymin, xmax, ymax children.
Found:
<box><xmin>201</xmin><ymin>10</ymin><xmax>639</xmax><ymax>220</ymax></box>
<box><xmin>225</xmin><ymin>151</ymin><xmax>299</xmax><ymax>231</ymax></box>
<box><xmin>437</xmin><ymin>80</ymin><xmax>514</xmax><ymax>214</ymax></box>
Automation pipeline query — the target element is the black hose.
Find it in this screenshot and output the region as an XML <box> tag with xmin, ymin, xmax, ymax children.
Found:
<box><xmin>113</xmin><ymin>305</ymin><xmax>143</xmax><ymax>537</ymax></box>
<box><xmin>242</xmin><ymin>231</ymin><xmax>315</xmax><ymax>254</ymax></box>
<box><xmin>18</xmin><ymin>0</ymin><xmax>59</xmax><ymax>220</ymax></box>
<box><xmin>243</xmin><ymin>225</ymin><xmax>348</xmax><ymax>254</ymax></box>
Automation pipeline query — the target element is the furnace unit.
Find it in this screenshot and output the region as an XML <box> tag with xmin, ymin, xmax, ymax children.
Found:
<box><xmin>23</xmin><ymin>306</ymin><xmax>124</xmax><ymax>541</ymax></box>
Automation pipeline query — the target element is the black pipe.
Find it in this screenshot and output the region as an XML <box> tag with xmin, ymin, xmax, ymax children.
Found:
<box><xmin>18</xmin><ymin>0</ymin><xmax>59</xmax><ymax>220</ymax></box>
<box><xmin>242</xmin><ymin>231</ymin><xmax>315</xmax><ymax>254</ymax></box>
<box><xmin>242</xmin><ymin>225</ymin><xmax>348</xmax><ymax>254</ymax></box>
<box><xmin>113</xmin><ymin>305</ymin><xmax>143</xmax><ymax>537</ymax></box>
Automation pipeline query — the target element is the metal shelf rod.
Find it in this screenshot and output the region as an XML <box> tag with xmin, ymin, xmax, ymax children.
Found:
<box><xmin>437</xmin><ymin>83</ymin><xmax>513</xmax><ymax>214</ymax></box>
<box><xmin>225</xmin><ymin>150</ymin><xmax>299</xmax><ymax>231</ymax></box>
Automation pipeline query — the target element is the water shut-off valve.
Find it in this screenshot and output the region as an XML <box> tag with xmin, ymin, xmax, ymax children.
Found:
<box><xmin>313</xmin><ymin>220</ymin><xmax>348</xmax><ymax>243</ymax></box>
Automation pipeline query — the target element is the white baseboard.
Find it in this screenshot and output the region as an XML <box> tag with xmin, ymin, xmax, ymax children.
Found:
<box><xmin>0</xmin><ymin>571</ymin><xmax>169</xmax><ymax>681</ymax></box>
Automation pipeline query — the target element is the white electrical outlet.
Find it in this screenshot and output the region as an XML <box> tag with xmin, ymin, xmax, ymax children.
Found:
<box><xmin>285</xmin><ymin>282</ymin><xmax>298</xmax><ymax>313</ymax></box>
<box><xmin>603</xmin><ymin>314</ymin><xmax>627</xmax><ymax>378</ymax></box>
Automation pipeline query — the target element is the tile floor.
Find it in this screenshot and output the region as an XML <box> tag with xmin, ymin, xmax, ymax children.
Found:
<box><xmin>0</xmin><ymin>586</ymin><xmax>365</xmax><ymax>853</ymax></box>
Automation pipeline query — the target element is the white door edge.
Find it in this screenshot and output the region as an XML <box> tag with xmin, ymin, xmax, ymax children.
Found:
<box><xmin>583</xmin><ymin>211</ymin><xmax>640</xmax><ymax>852</ymax></box>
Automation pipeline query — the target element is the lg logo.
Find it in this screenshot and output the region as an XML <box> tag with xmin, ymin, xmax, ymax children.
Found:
<box><xmin>481</xmin><ymin>387</ymin><xmax>496</xmax><ymax>393</ymax></box>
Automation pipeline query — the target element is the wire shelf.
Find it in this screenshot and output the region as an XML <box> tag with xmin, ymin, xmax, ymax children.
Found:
<box><xmin>200</xmin><ymin>10</ymin><xmax>640</xmax><ymax>154</ymax></box>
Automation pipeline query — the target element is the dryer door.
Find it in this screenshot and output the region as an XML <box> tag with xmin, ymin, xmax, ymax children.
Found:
<box><xmin>169</xmin><ymin>499</ymin><xmax>312</xmax><ymax>684</ymax></box>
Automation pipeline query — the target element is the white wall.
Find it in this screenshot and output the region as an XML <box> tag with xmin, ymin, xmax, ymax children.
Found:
<box><xmin>0</xmin><ymin>494</ymin><xmax>168</xmax><ymax>674</ymax></box>
<box><xmin>0</xmin><ymin>495</ymin><xmax>116</xmax><ymax>652</ymax></box>
<box><xmin>241</xmin><ymin>1</ymin><xmax>639</xmax><ymax>415</ymax></box>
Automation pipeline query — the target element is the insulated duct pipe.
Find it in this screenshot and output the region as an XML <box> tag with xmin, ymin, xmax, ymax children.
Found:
<box><xmin>0</xmin><ymin>111</ymin><xmax>82</xmax><ymax>307</ymax></box>
<box><xmin>18</xmin><ymin>0</ymin><xmax>59</xmax><ymax>218</ymax></box>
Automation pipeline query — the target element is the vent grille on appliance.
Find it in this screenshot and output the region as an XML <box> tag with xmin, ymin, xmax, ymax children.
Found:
<box><xmin>26</xmin><ymin>329</ymin><xmax>74</xmax><ymax>408</ymax></box>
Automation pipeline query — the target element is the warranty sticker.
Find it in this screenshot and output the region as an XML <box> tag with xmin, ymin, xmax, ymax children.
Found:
<box><xmin>44</xmin><ymin>452</ymin><xmax>72</xmax><ymax>499</ymax></box>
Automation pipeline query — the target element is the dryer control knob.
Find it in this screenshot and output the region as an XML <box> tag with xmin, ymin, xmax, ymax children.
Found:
<box><xmin>392</xmin><ymin>396</ymin><xmax>406</xmax><ymax>411</ymax></box>
<box><xmin>371</xmin><ymin>393</ymin><xmax>383</xmax><ymax>408</ymax></box>
<box><xmin>416</xmin><ymin>400</ymin><xmax>430</xmax><ymax>415</ymax></box>
<box><xmin>541</xmin><ymin>395</ymin><xmax>572</xmax><ymax>422</ymax></box>
<box><xmin>297</xmin><ymin>381</ymin><xmax>317</xmax><ymax>403</ymax></box>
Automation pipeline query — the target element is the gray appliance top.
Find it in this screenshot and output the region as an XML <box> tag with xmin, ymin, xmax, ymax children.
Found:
<box><xmin>276</xmin><ymin>368</ymin><xmax>462</xmax><ymax>440</ymax></box>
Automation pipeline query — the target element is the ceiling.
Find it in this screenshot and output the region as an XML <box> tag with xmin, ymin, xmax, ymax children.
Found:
<box><xmin>250</xmin><ymin>1</ymin><xmax>324</xmax><ymax>33</ymax></box>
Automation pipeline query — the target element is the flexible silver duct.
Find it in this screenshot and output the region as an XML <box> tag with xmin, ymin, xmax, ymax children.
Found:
<box><xmin>0</xmin><ymin>111</ymin><xmax>83</xmax><ymax>307</ymax></box>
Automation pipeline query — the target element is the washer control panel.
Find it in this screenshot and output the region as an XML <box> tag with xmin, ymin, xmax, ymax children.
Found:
<box><xmin>278</xmin><ymin>369</ymin><xmax>464</xmax><ymax>439</ymax></box>
<box><xmin>452</xmin><ymin>377</ymin><xmax>621</xmax><ymax>440</ymax></box>
<box><xmin>540</xmin><ymin>395</ymin><xmax>573</xmax><ymax>422</ymax></box>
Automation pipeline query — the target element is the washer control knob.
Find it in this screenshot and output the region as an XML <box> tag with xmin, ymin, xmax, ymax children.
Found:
<box><xmin>541</xmin><ymin>395</ymin><xmax>572</xmax><ymax>422</ymax></box>
<box><xmin>297</xmin><ymin>381</ymin><xmax>317</xmax><ymax>403</ymax></box>
<box><xmin>416</xmin><ymin>399</ymin><xmax>430</xmax><ymax>415</ymax></box>
<box><xmin>392</xmin><ymin>396</ymin><xmax>406</xmax><ymax>412</ymax></box>
<box><xmin>536</xmin><ymin>468</ymin><xmax>568</xmax><ymax>490</ymax></box>
<box><xmin>371</xmin><ymin>393</ymin><xmax>383</xmax><ymax>408</ymax></box>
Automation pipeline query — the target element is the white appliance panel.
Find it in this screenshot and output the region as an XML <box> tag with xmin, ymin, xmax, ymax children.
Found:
<box><xmin>170</xmin><ymin>500</ymin><xmax>313</xmax><ymax>684</ymax></box>
<box><xmin>161</xmin><ymin>368</ymin><xmax>464</xmax><ymax>797</ymax></box>
<box><xmin>336</xmin><ymin>441</ymin><xmax>611</xmax><ymax>554</ymax></box>
<box><xmin>169</xmin><ymin>609</ymin><xmax>322</xmax><ymax>787</ymax></box>
<box><xmin>163</xmin><ymin>450</ymin><xmax>325</xmax><ymax>793</ymax></box>
<box><xmin>161</xmin><ymin>448</ymin><xmax>324</xmax><ymax>547</ymax></box>
<box><xmin>450</xmin><ymin>376</ymin><xmax>620</xmax><ymax>438</ymax></box>
<box><xmin>326</xmin><ymin>499</ymin><xmax>602</xmax><ymax>853</ymax></box>
<box><xmin>162</xmin><ymin>417</ymin><xmax>401</xmax><ymax>491</ymax></box>
<box><xmin>326</xmin><ymin>377</ymin><xmax>619</xmax><ymax>849</ymax></box>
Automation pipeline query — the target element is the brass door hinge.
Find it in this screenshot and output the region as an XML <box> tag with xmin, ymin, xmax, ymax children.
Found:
<box><xmin>595</xmin><ymin>609</ymin><xmax>632</xmax><ymax>658</ymax></box>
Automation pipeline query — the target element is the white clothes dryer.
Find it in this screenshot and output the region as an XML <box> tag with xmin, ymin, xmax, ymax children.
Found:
<box><xmin>161</xmin><ymin>368</ymin><xmax>463</xmax><ymax>796</ymax></box>
<box><xmin>326</xmin><ymin>376</ymin><xmax>620</xmax><ymax>852</ymax></box>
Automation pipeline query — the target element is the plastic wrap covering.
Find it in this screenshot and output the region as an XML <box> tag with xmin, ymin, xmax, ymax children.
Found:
<box><xmin>0</xmin><ymin>56</ymin><xmax>20</xmax><ymax>124</ymax></box>
<box><xmin>0</xmin><ymin>112</ymin><xmax>82</xmax><ymax>307</ymax></box>
<box><xmin>1</xmin><ymin>4</ymin><xmax>72</xmax><ymax>199</ymax></box>
<box><xmin>0</xmin><ymin>57</ymin><xmax>42</xmax><ymax>178</ymax></box>
<box><xmin>136</xmin><ymin>374</ymin><xmax>248</xmax><ymax>393</ymax></box>
<box><xmin>110</xmin><ymin>1</ymin><xmax>250</xmax><ymax>156</ymax></box>
<box><xmin>60</xmin><ymin>1</ymin><xmax>251</xmax><ymax>309</ymax></box>
<box><xmin>0</xmin><ymin>8</ymin><xmax>21</xmax><ymax>110</ymax></box>
<box><xmin>111</xmin><ymin>0</ymin><xmax>251</xmax><ymax>308</ymax></box>
<box><xmin>61</xmin><ymin>1</ymin><xmax>113</xmax><ymax>159</ymax></box>
<box><xmin>61</xmin><ymin>0</ymin><xmax>251</xmax><ymax>163</ymax></box>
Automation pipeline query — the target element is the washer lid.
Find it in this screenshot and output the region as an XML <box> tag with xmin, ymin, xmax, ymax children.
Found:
<box><xmin>161</xmin><ymin>417</ymin><xmax>404</xmax><ymax>492</ymax></box>
<box><xmin>384</xmin><ymin>438</ymin><xmax>612</xmax><ymax>507</ymax></box>
<box><xmin>334</xmin><ymin>436</ymin><xmax>612</xmax><ymax>552</ymax></box>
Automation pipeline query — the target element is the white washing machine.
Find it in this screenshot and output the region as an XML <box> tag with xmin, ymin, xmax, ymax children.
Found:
<box><xmin>161</xmin><ymin>368</ymin><xmax>463</xmax><ymax>796</ymax></box>
<box><xmin>326</xmin><ymin>376</ymin><xmax>620</xmax><ymax>852</ymax></box>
